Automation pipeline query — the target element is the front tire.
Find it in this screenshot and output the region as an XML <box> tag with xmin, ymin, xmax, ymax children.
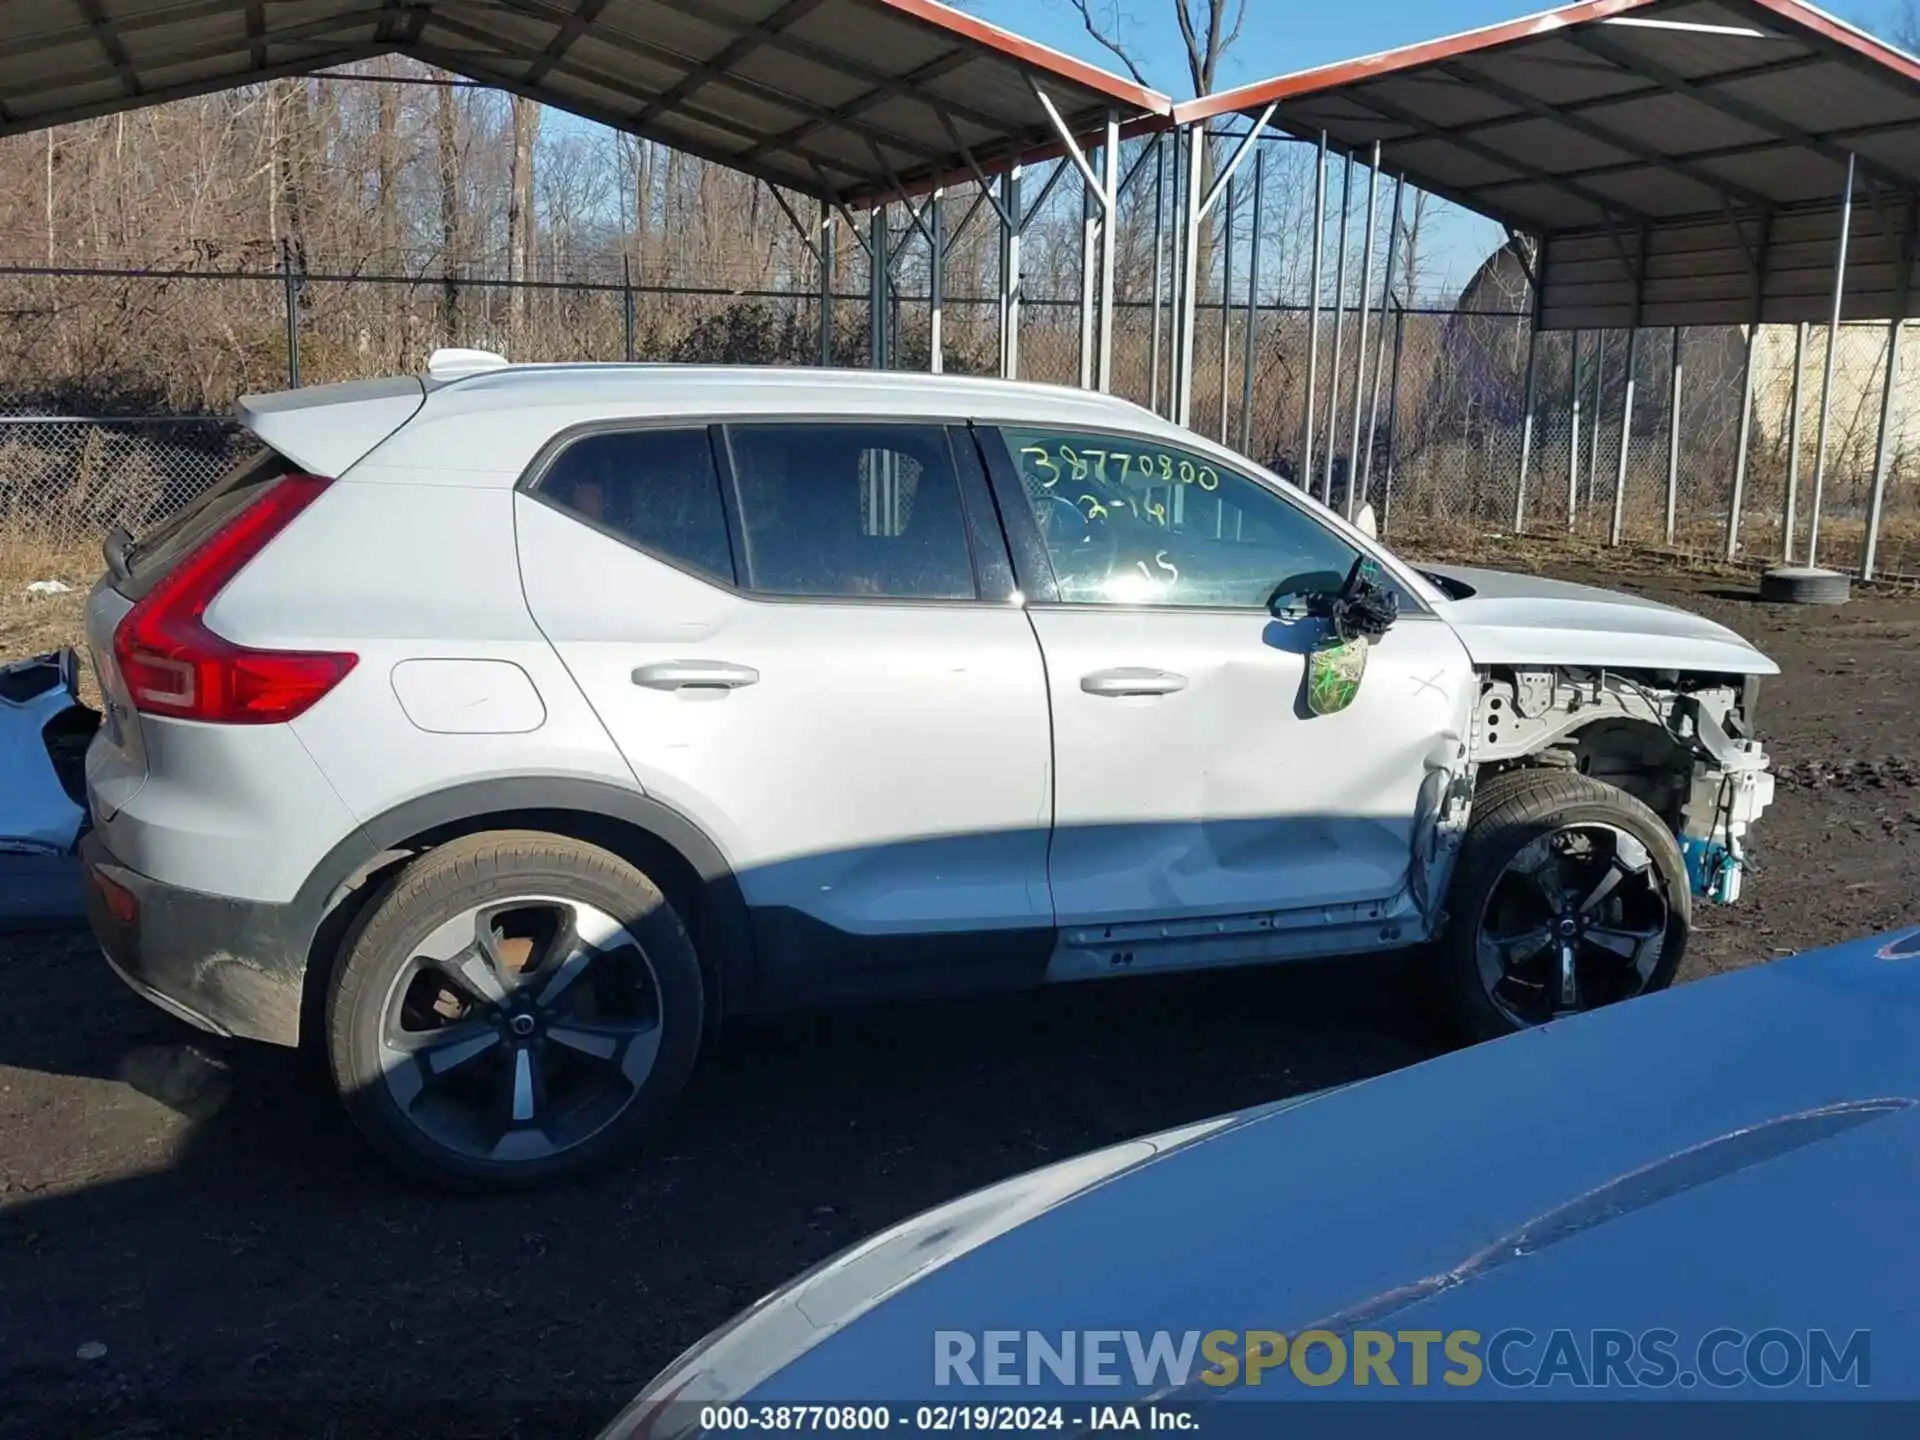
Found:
<box><xmin>1433</xmin><ymin>770</ymin><xmax>1690</xmax><ymax>1043</ymax></box>
<box><xmin>325</xmin><ymin>831</ymin><xmax>705</xmax><ymax>1190</ymax></box>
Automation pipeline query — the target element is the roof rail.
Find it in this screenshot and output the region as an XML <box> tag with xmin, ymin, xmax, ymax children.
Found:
<box><xmin>426</xmin><ymin>347</ymin><xmax>511</xmax><ymax>381</ymax></box>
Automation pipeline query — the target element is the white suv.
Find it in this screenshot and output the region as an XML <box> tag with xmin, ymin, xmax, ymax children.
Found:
<box><xmin>82</xmin><ymin>354</ymin><xmax>1777</xmax><ymax>1188</ymax></box>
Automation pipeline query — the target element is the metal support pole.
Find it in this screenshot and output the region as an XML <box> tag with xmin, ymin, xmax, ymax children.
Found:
<box><xmin>622</xmin><ymin>254</ymin><xmax>637</xmax><ymax>362</ymax></box>
<box><xmin>1610</xmin><ymin>327</ymin><xmax>1640</xmax><ymax>546</ymax></box>
<box><xmin>1383</xmin><ymin>302</ymin><xmax>1407</xmax><ymax>534</ymax></box>
<box><xmin>1863</xmin><ymin>198</ymin><xmax>1913</xmax><ymax>581</ymax></box>
<box><xmin>1149</xmin><ymin>136</ymin><xmax>1167</xmax><ymax>416</ymax></box>
<box><xmin>1726</xmin><ymin>213</ymin><xmax>1772</xmax><ymax>561</ymax></box>
<box><xmin>818</xmin><ymin>201</ymin><xmax>835</xmax><ymax>367</ymax></box>
<box><xmin>1097</xmin><ymin>110</ymin><xmax>1120</xmax><ymax>393</ymax></box>
<box><xmin>1586</xmin><ymin>331</ymin><xmax>1605</xmax><ymax>509</ymax></box>
<box><xmin>1515</xmin><ymin>324</ymin><xmax>1540</xmax><ymax>533</ymax></box>
<box><xmin>1302</xmin><ymin>133</ymin><xmax>1328</xmax><ymax>489</ymax></box>
<box><xmin>869</xmin><ymin>203</ymin><xmax>888</xmax><ymax>370</ymax></box>
<box><xmin>1321</xmin><ymin>153</ymin><xmax>1353</xmax><ymax>502</ymax></box>
<box><xmin>1362</xmin><ymin>174</ymin><xmax>1404</xmax><ymax>500</ymax></box>
<box><xmin>1782</xmin><ymin>321</ymin><xmax>1807</xmax><ymax>562</ymax></box>
<box><xmin>1175</xmin><ymin>122</ymin><xmax>1205</xmax><ymax>428</ymax></box>
<box><xmin>1568</xmin><ymin>330</ymin><xmax>1584</xmax><ymax>531</ymax></box>
<box><xmin>1664</xmin><ymin>327</ymin><xmax>1683</xmax><ymax>544</ymax></box>
<box><xmin>1807</xmin><ymin>152</ymin><xmax>1856</xmax><ymax>570</ymax></box>
<box><xmin>999</xmin><ymin>167</ymin><xmax>1021</xmax><ymax>380</ymax></box>
<box><xmin>1079</xmin><ymin>172</ymin><xmax>1097</xmax><ymax>390</ymax></box>
<box><xmin>1726</xmin><ymin>323</ymin><xmax>1761</xmax><ymax>559</ymax></box>
<box><xmin>1865</xmin><ymin>317</ymin><xmax>1908</xmax><ymax>580</ymax></box>
<box><xmin>1218</xmin><ymin>175</ymin><xmax>1235</xmax><ymax>443</ymax></box>
<box><xmin>1163</xmin><ymin>136</ymin><xmax>1182</xmax><ymax>416</ymax></box>
<box><xmin>1239</xmin><ymin>147</ymin><xmax>1265</xmax><ymax>457</ymax></box>
<box><xmin>929</xmin><ymin>188</ymin><xmax>944</xmax><ymax>375</ymax></box>
<box><xmin>281</xmin><ymin>237</ymin><xmax>300</xmax><ymax>387</ymax></box>
<box><xmin>1344</xmin><ymin>144</ymin><xmax>1382</xmax><ymax>519</ymax></box>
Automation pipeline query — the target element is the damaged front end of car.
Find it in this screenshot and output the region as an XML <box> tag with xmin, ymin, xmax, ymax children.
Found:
<box><xmin>1470</xmin><ymin>667</ymin><xmax>1774</xmax><ymax>905</ymax></box>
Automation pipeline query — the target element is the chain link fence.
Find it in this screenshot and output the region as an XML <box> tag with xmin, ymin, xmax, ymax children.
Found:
<box><xmin>4</xmin><ymin>259</ymin><xmax>1919</xmax><ymax>580</ymax></box>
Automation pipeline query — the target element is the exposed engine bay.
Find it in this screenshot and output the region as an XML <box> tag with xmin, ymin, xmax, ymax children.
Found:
<box><xmin>1470</xmin><ymin>666</ymin><xmax>1774</xmax><ymax>904</ymax></box>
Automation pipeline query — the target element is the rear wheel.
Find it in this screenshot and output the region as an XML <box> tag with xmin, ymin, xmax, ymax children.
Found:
<box><xmin>1433</xmin><ymin>770</ymin><xmax>1689</xmax><ymax>1042</ymax></box>
<box><xmin>326</xmin><ymin>831</ymin><xmax>704</xmax><ymax>1189</ymax></box>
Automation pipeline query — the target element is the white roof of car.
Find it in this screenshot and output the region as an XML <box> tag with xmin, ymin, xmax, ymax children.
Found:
<box><xmin>241</xmin><ymin>361</ymin><xmax>1201</xmax><ymax>482</ymax></box>
<box><xmin>423</xmin><ymin>362</ymin><xmax>1173</xmax><ymax>433</ymax></box>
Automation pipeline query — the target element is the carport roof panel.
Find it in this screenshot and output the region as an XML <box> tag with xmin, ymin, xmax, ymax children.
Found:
<box><xmin>0</xmin><ymin>0</ymin><xmax>1172</xmax><ymax>203</ymax></box>
<box><xmin>1176</xmin><ymin>0</ymin><xmax>1920</xmax><ymax>327</ymax></box>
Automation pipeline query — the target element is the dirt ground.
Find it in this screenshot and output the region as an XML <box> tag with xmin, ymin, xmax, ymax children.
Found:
<box><xmin>4</xmin><ymin>546</ymin><xmax>1919</xmax><ymax>1438</ymax></box>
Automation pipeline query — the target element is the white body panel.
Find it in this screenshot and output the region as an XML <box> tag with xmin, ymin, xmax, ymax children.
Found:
<box><xmin>1033</xmin><ymin>608</ymin><xmax>1477</xmax><ymax>929</ymax></box>
<box><xmin>1424</xmin><ymin>565</ymin><xmax>1779</xmax><ymax>675</ymax></box>
<box><xmin>211</xmin><ymin>479</ymin><xmax>639</xmax><ymax>831</ymax></box>
<box><xmin>514</xmin><ymin>495</ymin><xmax>1053</xmax><ymax>935</ymax></box>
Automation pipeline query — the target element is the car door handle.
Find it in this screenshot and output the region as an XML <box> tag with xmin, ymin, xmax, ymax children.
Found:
<box><xmin>631</xmin><ymin>660</ymin><xmax>760</xmax><ymax>692</ymax></box>
<box><xmin>1080</xmin><ymin>667</ymin><xmax>1188</xmax><ymax>698</ymax></box>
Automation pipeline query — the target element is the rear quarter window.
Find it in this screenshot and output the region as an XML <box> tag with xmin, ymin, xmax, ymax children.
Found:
<box><xmin>532</xmin><ymin>427</ymin><xmax>736</xmax><ymax>586</ymax></box>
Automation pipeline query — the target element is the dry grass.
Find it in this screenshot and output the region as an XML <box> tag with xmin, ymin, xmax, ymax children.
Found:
<box><xmin>2</xmin><ymin>534</ymin><xmax>99</xmax><ymax>701</ymax></box>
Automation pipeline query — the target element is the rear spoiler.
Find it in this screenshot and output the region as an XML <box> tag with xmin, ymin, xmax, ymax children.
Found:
<box><xmin>233</xmin><ymin>375</ymin><xmax>426</xmax><ymax>476</ymax></box>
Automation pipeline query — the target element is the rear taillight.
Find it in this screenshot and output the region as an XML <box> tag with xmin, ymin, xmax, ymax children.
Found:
<box><xmin>112</xmin><ymin>474</ymin><xmax>357</xmax><ymax>724</ymax></box>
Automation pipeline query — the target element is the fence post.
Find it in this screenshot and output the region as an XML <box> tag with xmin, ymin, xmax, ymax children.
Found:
<box><xmin>1806</xmin><ymin>154</ymin><xmax>1855</xmax><ymax>571</ymax></box>
<box><xmin>1302</xmin><ymin>132</ymin><xmax>1328</xmax><ymax>488</ymax></box>
<box><xmin>1610</xmin><ymin>328</ymin><xmax>1640</xmax><ymax>546</ymax></box>
<box><xmin>1344</xmin><ymin>143</ymin><xmax>1381</xmax><ymax>520</ymax></box>
<box><xmin>1217</xmin><ymin>174</ymin><xmax>1235</xmax><ymax>443</ymax></box>
<box><xmin>1361</xmin><ymin>173</ymin><xmax>1404</xmax><ymax>503</ymax></box>
<box><xmin>1863</xmin><ymin>196</ymin><xmax>1914</xmax><ymax>581</ymax></box>
<box><xmin>1238</xmin><ymin>147</ymin><xmax>1265</xmax><ymax>456</ymax></box>
<box><xmin>1567</xmin><ymin>330</ymin><xmax>1583</xmax><ymax>531</ymax></box>
<box><xmin>1665</xmin><ymin>327</ymin><xmax>1683</xmax><ymax>545</ymax></box>
<box><xmin>1515</xmin><ymin>323</ymin><xmax>1539</xmax><ymax>534</ymax></box>
<box><xmin>1321</xmin><ymin>153</ymin><xmax>1353</xmax><ymax>502</ymax></box>
<box><xmin>819</xmin><ymin>199</ymin><xmax>835</xmax><ymax>367</ymax></box>
<box><xmin>869</xmin><ymin>202</ymin><xmax>889</xmax><ymax>370</ymax></box>
<box><xmin>1782</xmin><ymin>321</ymin><xmax>1807</xmax><ymax>562</ymax></box>
<box><xmin>281</xmin><ymin>238</ymin><xmax>301</xmax><ymax>388</ymax></box>
<box><xmin>1382</xmin><ymin>301</ymin><xmax>1407</xmax><ymax>534</ymax></box>
<box><xmin>622</xmin><ymin>254</ymin><xmax>637</xmax><ymax>362</ymax></box>
<box><xmin>1586</xmin><ymin>331</ymin><xmax>1604</xmax><ymax>512</ymax></box>
<box><xmin>1726</xmin><ymin>211</ymin><xmax>1773</xmax><ymax>561</ymax></box>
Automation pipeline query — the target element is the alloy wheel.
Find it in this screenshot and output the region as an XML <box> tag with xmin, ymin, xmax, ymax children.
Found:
<box><xmin>376</xmin><ymin>896</ymin><xmax>663</xmax><ymax>1163</ymax></box>
<box><xmin>1474</xmin><ymin>823</ymin><xmax>1671</xmax><ymax>1029</ymax></box>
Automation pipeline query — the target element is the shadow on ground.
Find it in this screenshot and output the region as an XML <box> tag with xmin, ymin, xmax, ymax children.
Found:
<box><xmin>0</xmin><ymin>924</ymin><xmax>1442</xmax><ymax>1439</ymax></box>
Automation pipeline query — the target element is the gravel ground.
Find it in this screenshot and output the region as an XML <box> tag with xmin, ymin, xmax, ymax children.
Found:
<box><xmin>3</xmin><ymin>555</ymin><xmax>1918</xmax><ymax>1438</ymax></box>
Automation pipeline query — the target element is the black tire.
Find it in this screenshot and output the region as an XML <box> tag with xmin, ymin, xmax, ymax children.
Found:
<box><xmin>325</xmin><ymin>830</ymin><xmax>705</xmax><ymax>1190</ymax></box>
<box><xmin>1431</xmin><ymin>769</ymin><xmax>1690</xmax><ymax>1044</ymax></box>
<box><xmin>1758</xmin><ymin>566</ymin><xmax>1851</xmax><ymax>605</ymax></box>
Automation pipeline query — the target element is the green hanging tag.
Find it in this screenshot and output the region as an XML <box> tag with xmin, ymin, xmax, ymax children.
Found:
<box><xmin>1307</xmin><ymin>635</ymin><xmax>1370</xmax><ymax>716</ymax></box>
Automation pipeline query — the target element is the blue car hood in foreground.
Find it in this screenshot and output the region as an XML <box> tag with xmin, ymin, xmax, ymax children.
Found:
<box><xmin>610</xmin><ymin>930</ymin><xmax>1920</xmax><ymax>1430</ymax></box>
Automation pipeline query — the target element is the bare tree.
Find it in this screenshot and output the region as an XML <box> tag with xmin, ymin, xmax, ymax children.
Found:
<box><xmin>1064</xmin><ymin>0</ymin><xmax>1247</xmax><ymax>296</ymax></box>
<box><xmin>506</xmin><ymin>94</ymin><xmax>539</xmax><ymax>347</ymax></box>
<box><xmin>437</xmin><ymin>81</ymin><xmax>462</xmax><ymax>337</ymax></box>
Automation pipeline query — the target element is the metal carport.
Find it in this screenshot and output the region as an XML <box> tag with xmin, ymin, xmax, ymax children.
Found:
<box><xmin>1176</xmin><ymin>0</ymin><xmax>1920</xmax><ymax>575</ymax></box>
<box><xmin>0</xmin><ymin>0</ymin><xmax>1172</xmax><ymax>384</ymax></box>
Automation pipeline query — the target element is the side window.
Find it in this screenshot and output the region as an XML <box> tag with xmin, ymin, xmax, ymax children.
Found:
<box><xmin>1001</xmin><ymin>425</ymin><xmax>1370</xmax><ymax>609</ymax></box>
<box><xmin>536</xmin><ymin>427</ymin><xmax>735</xmax><ymax>585</ymax></box>
<box><xmin>725</xmin><ymin>423</ymin><xmax>978</xmax><ymax>600</ymax></box>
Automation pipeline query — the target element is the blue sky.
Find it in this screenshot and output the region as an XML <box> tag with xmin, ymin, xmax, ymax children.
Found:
<box><xmin>955</xmin><ymin>0</ymin><xmax>1907</xmax><ymax>299</ymax></box>
<box><xmin>962</xmin><ymin>0</ymin><xmax>1902</xmax><ymax>99</ymax></box>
